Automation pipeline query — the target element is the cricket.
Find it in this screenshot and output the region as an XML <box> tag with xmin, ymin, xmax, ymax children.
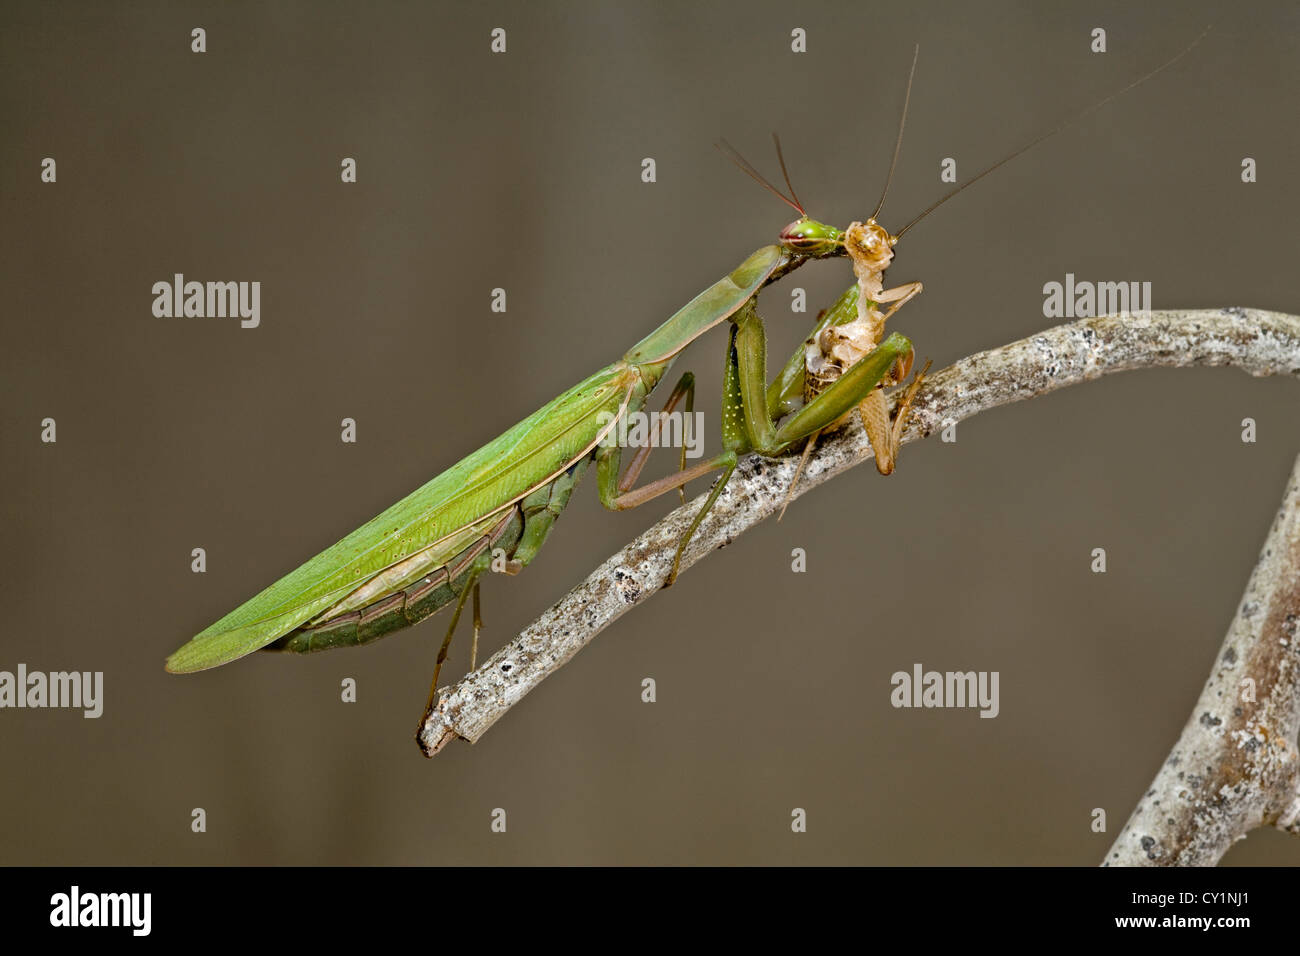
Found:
<box><xmin>167</xmin><ymin>31</ymin><xmax>1208</xmax><ymax>746</ymax></box>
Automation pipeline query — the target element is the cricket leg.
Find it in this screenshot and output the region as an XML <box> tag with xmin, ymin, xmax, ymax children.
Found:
<box><xmin>777</xmin><ymin>429</ymin><xmax>821</xmax><ymax>522</ymax></box>
<box><xmin>872</xmin><ymin>280</ymin><xmax>923</xmax><ymax>320</ymax></box>
<box><xmin>858</xmin><ymin>358</ymin><xmax>931</xmax><ymax>475</ymax></box>
<box><xmin>848</xmin><ymin>278</ymin><xmax>925</xmax><ymax>475</ymax></box>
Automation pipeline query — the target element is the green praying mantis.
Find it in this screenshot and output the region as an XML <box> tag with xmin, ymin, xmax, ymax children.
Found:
<box><xmin>167</xmin><ymin>34</ymin><xmax>1207</xmax><ymax>745</ymax></box>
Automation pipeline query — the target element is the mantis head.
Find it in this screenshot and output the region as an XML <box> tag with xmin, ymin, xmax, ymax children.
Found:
<box><xmin>777</xmin><ymin>217</ymin><xmax>843</xmax><ymax>257</ymax></box>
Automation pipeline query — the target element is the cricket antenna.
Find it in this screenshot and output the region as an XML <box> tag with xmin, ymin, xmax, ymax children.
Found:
<box><xmin>894</xmin><ymin>24</ymin><xmax>1211</xmax><ymax>239</ymax></box>
<box><xmin>872</xmin><ymin>43</ymin><xmax>920</xmax><ymax>221</ymax></box>
<box><xmin>717</xmin><ymin>137</ymin><xmax>807</xmax><ymax>217</ymax></box>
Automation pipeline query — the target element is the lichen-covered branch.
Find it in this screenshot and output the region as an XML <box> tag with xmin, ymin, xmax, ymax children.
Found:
<box><xmin>418</xmin><ymin>308</ymin><xmax>1300</xmax><ymax>771</ymax></box>
<box><xmin>1105</xmin><ymin>451</ymin><xmax>1300</xmax><ymax>866</ymax></box>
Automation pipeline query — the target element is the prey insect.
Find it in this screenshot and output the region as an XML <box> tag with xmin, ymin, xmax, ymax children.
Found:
<box><xmin>773</xmin><ymin>217</ymin><xmax>932</xmax><ymax>519</ymax></box>
<box><xmin>167</xmin><ymin>31</ymin><xmax>1208</xmax><ymax>748</ymax></box>
<box><xmin>772</xmin><ymin>27</ymin><xmax>1210</xmax><ymax>513</ymax></box>
<box><xmin>737</xmin><ymin>48</ymin><xmax>932</xmax><ymax>521</ymax></box>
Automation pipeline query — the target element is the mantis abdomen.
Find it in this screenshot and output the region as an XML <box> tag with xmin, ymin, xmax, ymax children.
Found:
<box><xmin>268</xmin><ymin>457</ymin><xmax>590</xmax><ymax>654</ymax></box>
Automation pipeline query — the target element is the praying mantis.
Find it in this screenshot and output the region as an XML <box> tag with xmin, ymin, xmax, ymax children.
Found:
<box><xmin>166</xmin><ymin>32</ymin><xmax>1208</xmax><ymax>746</ymax></box>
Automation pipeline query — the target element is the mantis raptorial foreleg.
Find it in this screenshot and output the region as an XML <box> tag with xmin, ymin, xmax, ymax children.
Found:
<box><xmin>779</xmin><ymin>338</ymin><xmax>924</xmax><ymax>521</ymax></box>
<box><xmin>776</xmin><ymin>271</ymin><xmax>925</xmax><ymax>518</ymax></box>
<box><xmin>735</xmin><ymin>309</ymin><xmax>913</xmax><ymax>450</ymax></box>
<box><xmin>597</xmin><ymin>301</ymin><xmax>914</xmax><ymax>584</ymax></box>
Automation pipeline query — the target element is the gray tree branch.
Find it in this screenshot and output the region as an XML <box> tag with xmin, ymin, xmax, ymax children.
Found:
<box><xmin>1106</xmin><ymin>450</ymin><xmax>1300</xmax><ymax>865</ymax></box>
<box><xmin>417</xmin><ymin>306</ymin><xmax>1300</xmax><ymax>864</ymax></box>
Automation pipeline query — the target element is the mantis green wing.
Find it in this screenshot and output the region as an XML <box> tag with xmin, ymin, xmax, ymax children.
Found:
<box><xmin>165</xmin><ymin>362</ymin><xmax>640</xmax><ymax>674</ymax></box>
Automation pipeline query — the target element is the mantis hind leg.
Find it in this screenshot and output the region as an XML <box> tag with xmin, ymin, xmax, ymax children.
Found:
<box><xmin>423</xmin><ymin>554</ymin><xmax>489</xmax><ymax>718</ymax></box>
<box><xmin>421</xmin><ymin>457</ymin><xmax>590</xmax><ymax>721</ymax></box>
<box><xmin>470</xmin><ymin>583</ymin><xmax>482</xmax><ymax>670</ymax></box>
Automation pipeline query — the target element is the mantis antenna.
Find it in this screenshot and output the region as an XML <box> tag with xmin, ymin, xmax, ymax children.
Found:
<box><xmin>716</xmin><ymin>137</ymin><xmax>807</xmax><ymax>217</ymax></box>
<box><xmin>718</xmin><ymin>42</ymin><xmax>922</xmax><ymax>226</ymax></box>
<box><xmin>771</xmin><ymin>132</ymin><xmax>807</xmax><ymax>218</ymax></box>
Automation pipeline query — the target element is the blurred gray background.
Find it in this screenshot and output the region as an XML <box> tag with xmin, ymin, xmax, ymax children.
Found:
<box><xmin>1</xmin><ymin>0</ymin><xmax>1297</xmax><ymax>865</ymax></box>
